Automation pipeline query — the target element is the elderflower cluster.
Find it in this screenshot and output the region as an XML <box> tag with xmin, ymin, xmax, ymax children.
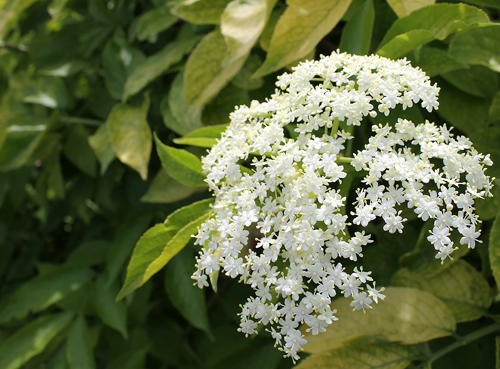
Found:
<box><xmin>191</xmin><ymin>52</ymin><xmax>493</xmax><ymax>361</ymax></box>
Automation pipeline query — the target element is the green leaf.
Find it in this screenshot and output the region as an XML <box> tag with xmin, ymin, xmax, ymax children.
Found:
<box><xmin>172</xmin><ymin>137</ymin><xmax>218</xmax><ymax>148</ymax></box>
<box><xmin>154</xmin><ymin>135</ymin><xmax>207</xmax><ymax>187</ymax></box>
<box><xmin>376</xmin><ymin>29</ymin><xmax>434</xmax><ymax>59</ymax></box>
<box><xmin>184</xmin><ymin>29</ymin><xmax>248</xmax><ymax>106</ymax></box>
<box><xmin>46</xmin><ymin>344</ymin><xmax>69</xmax><ymax>369</ymax></box>
<box><xmin>38</xmin><ymin>60</ymin><xmax>88</xmax><ymax>77</ymax></box>
<box><xmin>123</xmin><ymin>31</ymin><xmax>202</xmax><ymax>101</ymax></box>
<box><xmin>296</xmin><ymin>340</ymin><xmax>419</xmax><ymax>369</ymax></box>
<box><xmin>377</xmin><ymin>4</ymin><xmax>490</xmax><ymax>59</ymax></box>
<box><xmin>0</xmin><ymin>116</ymin><xmax>46</xmax><ymax>171</ymax></box>
<box><xmin>23</xmin><ymin>76</ymin><xmax>68</xmax><ymax>109</ymax></box>
<box><xmin>46</xmin><ymin>147</ymin><xmax>65</xmax><ymax>200</ymax></box>
<box><xmin>117</xmin><ymin>198</ymin><xmax>214</xmax><ymax>300</ymax></box>
<box><xmin>63</xmin><ymin>125</ymin><xmax>97</xmax><ymax>177</ymax></box>
<box><xmin>106</xmin><ymin>95</ymin><xmax>152</xmax><ymax>180</ymax></box>
<box><xmin>91</xmin><ymin>275</ymin><xmax>127</xmax><ymax>338</ymax></box>
<box><xmin>391</xmin><ymin>261</ymin><xmax>492</xmax><ymax>322</ymax></box>
<box><xmin>129</xmin><ymin>7</ymin><xmax>177</xmax><ymax>42</ymax></box>
<box><xmin>173</xmin><ymin>123</ymin><xmax>228</xmax><ymax>147</ymax></box>
<box><xmin>259</xmin><ymin>6</ymin><xmax>285</xmax><ymax>52</ymax></box>
<box><xmin>171</xmin><ymin>0</ymin><xmax>233</xmax><ymax>24</ymax></box>
<box><xmin>221</xmin><ymin>0</ymin><xmax>268</xmax><ymax>67</ymax></box>
<box><xmin>254</xmin><ymin>0</ymin><xmax>353</xmax><ymax>77</ymax></box>
<box><xmin>165</xmin><ymin>248</ymin><xmax>211</xmax><ymax>335</ymax></box>
<box><xmin>141</xmin><ymin>170</ymin><xmax>204</xmax><ymax>204</ymax></box>
<box><xmin>0</xmin><ymin>312</ymin><xmax>73</xmax><ymax>369</ymax></box>
<box><xmin>489</xmin><ymin>212</ymin><xmax>500</xmax><ymax>287</ymax></box>
<box><xmin>0</xmin><ymin>266</ymin><xmax>93</xmax><ymax>323</ymax></box>
<box><xmin>339</xmin><ymin>0</ymin><xmax>374</xmax><ymax>55</ymax></box>
<box><xmin>437</xmin><ymin>79</ymin><xmax>489</xmax><ymax>135</ymax></box>
<box><xmin>0</xmin><ymin>0</ymin><xmax>41</xmax><ymax>38</ymax></box>
<box><xmin>105</xmin><ymin>211</ymin><xmax>154</xmax><ymax>287</ymax></box>
<box><xmin>416</xmin><ymin>47</ymin><xmax>468</xmax><ymax>77</ymax></box>
<box><xmin>386</xmin><ymin>0</ymin><xmax>435</xmax><ymax>18</ymax></box>
<box><xmin>441</xmin><ymin>65</ymin><xmax>498</xmax><ymax>99</ymax></box>
<box><xmin>302</xmin><ymin>287</ymin><xmax>456</xmax><ymax>353</ymax></box>
<box><xmin>449</xmin><ymin>25</ymin><xmax>500</xmax><ymax>73</ymax></box>
<box><xmin>476</xmin><ymin>185</ymin><xmax>500</xmax><ymax>221</ymax></box>
<box><xmin>489</xmin><ymin>91</ymin><xmax>500</xmax><ymax>123</ymax></box>
<box><xmin>165</xmin><ymin>72</ymin><xmax>204</xmax><ymax>136</ymax></box>
<box><xmin>107</xmin><ymin>348</ymin><xmax>148</xmax><ymax>369</ymax></box>
<box><xmin>88</xmin><ymin>124</ymin><xmax>115</xmax><ymax>175</ymax></box>
<box><xmin>66</xmin><ymin>240</ymin><xmax>110</xmax><ymax>267</ymax></box>
<box><xmin>66</xmin><ymin>315</ymin><xmax>95</xmax><ymax>369</ymax></box>
<box><xmin>463</xmin><ymin>0</ymin><xmax>500</xmax><ymax>9</ymax></box>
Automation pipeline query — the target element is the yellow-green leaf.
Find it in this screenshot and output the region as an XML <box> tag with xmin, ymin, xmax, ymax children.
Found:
<box><xmin>449</xmin><ymin>25</ymin><xmax>500</xmax><ymax>73</ymax></box>
<box><xmin>386</xmin><ymin>0</ymin><xmax>435</xmax><ymax>18</ymax></box>
<box><xmin>129</xmin><ymin>7</ymin><xmax>177</xmax><ymax>42</ymax></box>
<box><xmin>297</xmin><ymin>340</ymin><xmax>419</xmax><ymax>369</ymax></box>
<box><xmin>303</xmin><ymin>287</ymin><xmax>455</xmax><ymax>354</ymax></box>
<box><xmin>184</xmin><ymin>29</ymin><xmax>248</xmax><ymax>106</ymax></box>
<box><xmin>141</xmin><ymin>170</ymin><xmax>205</xmax><ymax>204</ymax></box>
<box><xmin>171</xmin><ymin>0</ymin><xmax>233</xmax><ymax>24</ymax></box>
<box><xmin>154</xmin><ymin>135</ymin><xmax>207</xmax><ymax>187</ymax></box>
<box><xmin>391</xmin><ymin>261</ymin><xmax>492</xmax><ymax>322</ymax></box>
<box><xmin>88</xmin><ymin>124</ymin><xmax>115</xmax><ymax>175</ymax></box>
<box><xmin>0</xmin><ymin>313</ymin><xmax>74</xmax><ymax>369</ymax></box>
<box><xmin>106</xmin><ymin>95</ymin><xmax>151</xmax><ymax>180</ymax></box>
<box><xmin>254</xmin><ymin>0</ymin><xmax>353</xmax><ymax>77</ymax></box>
<box><xmin>221</xmin><ymin>0</ymin><xmax>268</xmax><ymax>66</ymax></box>
<box><xmin>117</xmin><ymin>198</ymin><xmax>214</xmax><ymax>300</ymax></box>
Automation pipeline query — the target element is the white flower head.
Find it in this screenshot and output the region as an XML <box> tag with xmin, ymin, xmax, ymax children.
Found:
<box><xmin>191</xmin><ymin>51</ymin><xmax>493</xmax><ymax>360</ymax></box>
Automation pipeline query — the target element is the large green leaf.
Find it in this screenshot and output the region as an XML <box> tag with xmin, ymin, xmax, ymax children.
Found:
<box><xmin>63</xmin><ymin>125</ymin><xmax>97</xmax><ymax>177</ymax></box>
<box><xmin>416</xmin><ymin>47</ymin><xmax>468</xmax><ymax>77</ymax></box>
<box><xmin>117</xmin><ymin>198</ymin><xmax>214</xmax><ymax>300</ymax></box>
<box><xmin>165</xmin><ymin>248</ymin><xmax>211</xmax><ymax>335</ymax></box>
<box><xmin>66</xmin><ymin>315</ymin><xmax>95</xmax><ymax>369</ymax></box>
<box><xmin>66</xmin><ymin>240</ymin><xmax>110</xmax><ymax>267</ymax></box>
<box><xmin>386</xmin><ymin>0</ymin><xmax>435</xmax><ymax>18</ymax></box>
<box><xmin>173</xmin><ymin>124</ymin><xmax>228</xmax><ymax>148</ymax></box>
<box><xmin>441</xmin><ymin>65</ymin><xmax>498</xmax><ymax>99</ymax></box>
<box><xmin>302</xmin><ymin>287</ymin><xmax>456</xmax><ymax>353</ymax></box>
<box><xmin>166</xmin><ymin>72</ymin><xmax>204</xmax><ymax>136</ymax></box>
<box><xmin>171</xmin><ymin>0</ymin><xmax>233</xmax><ymax>24</ymax></box>
<box><xmin>0</xmin><ymin>0</ymin><xmax>41</xmax><ymax>38</ymax></box>
<box><xmin>489</xmin><ymin>91</ymin><xmax>500</xmax><ymax>123</ymax></box>
<box><xmin>0</xmin><ymin>266</ymin><xmax>93</xmax><ymax>323</ymax></box>
<box><xmin>107</xmin><ymin>348</ymin><xmax>148</xmax><ymax>369</ymax></box>
<box><xmin>377</xmin><ymin>3</ymin><xmax>490</xmax><ymax>59</ymax></box>
<box><xmin>490</xmin><ymin>212</ymin><xmax>500</xmax><ymax>287</ymax></box>
<box><xmin>297</xmin><ymin>340</ymin><xmax>419</xmax><ymax>369</ymax></box>
<box><xmin>91</xmin><ymin>276</ymin><xmax>127</xmax><ymax>338</ymax></box>
<box><xmin>184</xmin><ymin>29</ymin><xmax>248</xmax><ymax>106</ymax></box>
<box><xmin>106</xmin><ymin>95</ymin><xmax>152</xmax><ymax>180</ymax></box>
<box><xmin>88</xmin><ymin>124</ymin><xmax>115</xmax><ymax>175</ymax></box>
<box><xmin>220</xmin><ymin>0</ymin><xmax>269</xmax><ymax>66</ymax></box>
<box><xmin>254</xmin><ymin>0</ymin><xmax>352</xmax><ymax>77</ymax></box>
<box><xmin>339</xmin><ymin>0</ymin><xmax>374</xmax><ymax>56</ymax></box>
<box><xmin>141</xmin><ymin>170</ymin><xmax>204</xmax><ymax>204</ymax></box>
<box><xmin>449</xmin><ymin>25</ymin><xmax>500</xmax><ymax>73</ymax></box>
<box><xmin>0</xmin><ymin>313</ymin><xmax>73</xmax><ymax>369</ymax></box>
<box><xmin>105</xmin><ymin>211</ymin><xmax>154</xmax><ymax>287</ymax></box>
<box><xmin>391</xmin><ymin>261</ymin><xmax>492</xmax><ymax>322</ymax></box>
<box><xmin>123</xmin><ymin>31</ymin><xmax>202</xmax><ymax>101</ymax></box>
<box><xmin>154</xmin><ymin>135</ymin><xmax>207</xmax><ymax>187</ymax></box>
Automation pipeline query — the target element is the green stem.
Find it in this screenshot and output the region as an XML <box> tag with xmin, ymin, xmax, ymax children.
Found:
<box><xmin>331</xmin><ymin>118</ymin><xmax>340</xmax><ymax>136</ymax></box>
<box><xmin>336</xmin><ymin>156</ymin><xmax>353</xmax><ymax>164</ymax></box>
<box><xmin>60</xmin><ymin>116</ymin><xmax>104</xmax><ymax>127</ymax></box>
<box><xmin>421</xmin><ymin>323</ymin><xmax>500</xmax><ymax>368</ymax></box>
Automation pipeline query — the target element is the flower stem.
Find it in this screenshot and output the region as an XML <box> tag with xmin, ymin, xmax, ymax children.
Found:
<box><xmin>331</xmin><ymin>118</ymin><xmax>340</xmax><ymax>136</ymax></box>
<box><xmin>419</xmin><ymin>323</ymin><xmax>500</xmax><ymax>368</ymax></box>
<box><xmin>336</xmin><ymin>156</ymin><xmax>353</xmax><ymax>164</ymax></box>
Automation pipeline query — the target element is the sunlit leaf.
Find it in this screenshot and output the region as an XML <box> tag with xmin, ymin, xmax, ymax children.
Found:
<box><xmin>254</xmin><ymin>0</ymin><xmax>352</xmax><ymax>77</ymax></box>
<box><xmin>106</xmin><ymin>95</ymin><xmax>151</xmax><ymax>180</ymax></box>
<box><xmin>392</xmin><ymin>261</ymin><xmax>492</xmax><ymax>322</ymax></box>
<box><xmin>184</xmin><ymin>29</ymin><xmax>248</xmax><ymax>106</ymax></box>
<box><xmin>117</xmin><ymin>198</ymin><xmax>213</xmax><ymax>300</ymax></box>
<box><xmin>386</xmin><ymin>0</ymin><xmax>435</xmax><ymax>18</ymax></box>
<box><xmin>171</xmin><ymin>0</ymin><xmax>233</xmax><ymax>24</ymax></box>
<box><xmin>303</xmin><ymin>287</ymin><xmax>456</xmax><ymax>353</ymax></box>
<box><xmin>88</xmin><ymin>124</ymin><xmax>115</xmax><ymax>175</ymax></box>
<box><xmin>155</xmin><ymin>135</ymin><xmax>207</xmax><ymax>187</ymax></box>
